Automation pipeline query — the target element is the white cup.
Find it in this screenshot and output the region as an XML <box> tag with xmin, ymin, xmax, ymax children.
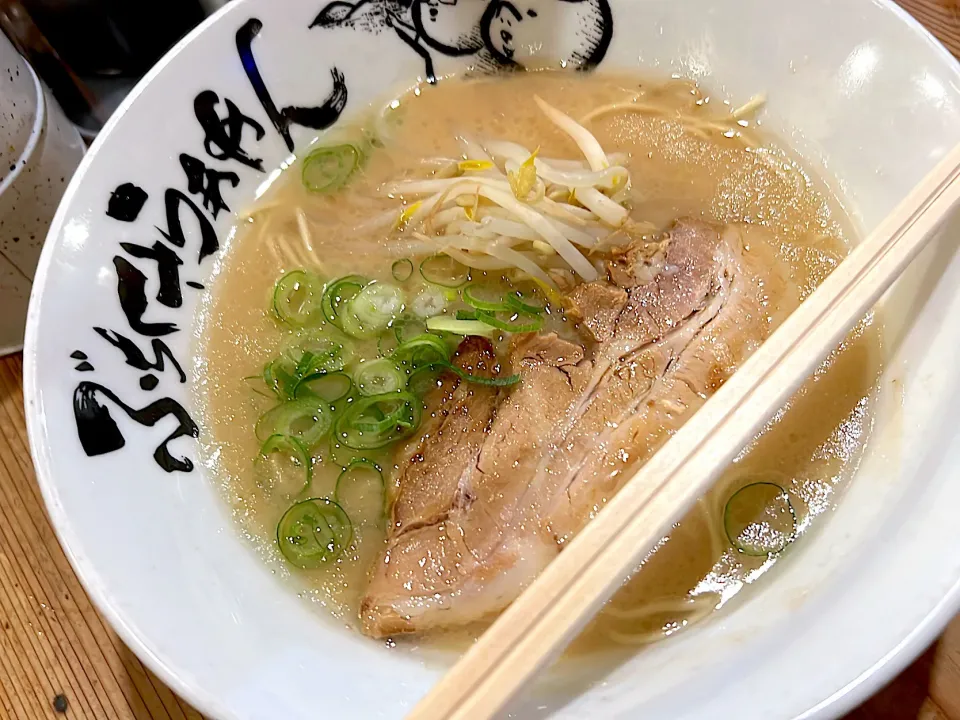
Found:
<box><xmin>0</xmin><ymin>31</ymin><xmax>84</xmax><ymax>355</ymax></box>
<box><xmin>0</xmin><ymin>30</ymin><xmax>40</xmax><ymax>186</ymax></box>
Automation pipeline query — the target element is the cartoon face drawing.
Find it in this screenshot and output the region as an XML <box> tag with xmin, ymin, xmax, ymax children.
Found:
<box><xmin>412</xmin><ymin>0</ymin><xmax>487</xmax><ymax>56</ymax></box>
<box><xmin>311</xmin><ymin>0</ymin><xmax>612</xmax><ymax>82</ymax></box>
<box><xmin>312</xmin><ymin>0</ymin><xmax>481</xmax><ymax>81</ymax></box>
<box><xmin>481</xmin><ymin>0</ymin><xmax>612</xmax><ymax>70</ymax></box>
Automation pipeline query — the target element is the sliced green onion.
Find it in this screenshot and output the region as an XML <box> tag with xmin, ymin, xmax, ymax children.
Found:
<box><xmin>255</xmin><ymin>434</ymin><xmax>312</xmax><ymax>497</ymax></box>
<box><xmin>507</xmin><ymin>286</ymin><xmax>548</xmax><ymax>314</ymax></box>
<box><xmin>255</xmin><ymin>397</ymin><xmax>333</xmax><ymax>447</ymax></box>
<box><xmin>392</xmin><ymin>333</ymin><xmax>451</xmax><ymax>369</ymax></box>
<box><xmin>351</xmin><ymin>413</ymin><xmax>399</xmax><ymax>436</ymax></box>
<box><xmin>340</xmin><ymin>282</ymin><xmax>405</xmax><ymax>339</ymax></box>
<box><xmin>410</xmin><ymin>285</ymin><xmax>448</xmax><ymax>319</ymax></box>
<box><xmin>273</xmin><ymin>270</ymin><xmax>322</xmax><ymax>327</ymax></box>
<box><xmin>295</xmin><ymin>371</ymin><xmax>353</xmax><ymax>402</ymax></box>
<box><xmin>277</xmin><ymin>498</ymin><xmax>353</xmax><ymax>568</ymax></box>
<box><xmin>355</xmin><ymin>357</ymin><xmax>406</xmax><ymax>396</ymax></box>
<box><xmin>439</xmin><ymin>359</ymin><xmax>520</xmax><ymax>387</ymax></box>
<box><xmin>264</xmin><ymin>334</ymin><xmax>352</xmax><ymax>401</ymax></box>
<box><xmin>263</xmin><ymin>357</ymin><xmax>301</xmax><ymax>400</ymax></box>
<box><xmin>406</xmin><ymin>363</ymin><xmax>444</xmax><ymax>395</ymax></box>
<box><xmin>463</xmin><ymin>283</ymin><xmax>511</xmax><ymax>312</ymax></box>
<box><xmin>723</xmin><ymin>482</ymin><xmax>798</xmax><ymax>556</ymax></box>
<box><xmin>321</xmin><ymin>275</ymin><xmax>367</xmax><ymax>328</ymax></box>
<box><xmin>243</xmin><ymin>374</ymin><xmax>274</xmax><ymax>399</ymax></box>
<box><xmin>426</xmin><ymin>317</ymin><xmax>496</xmax><ymax>338</ymax></box>
<box><xmin>455</xmin><ymin>309</ymin><xmax>478</xmax><ymax>321</ymax></box>
<box><xmin>391</xmin><ymin>259</ymin><xmax>414</xmax><ymax>282</ymax></box>
<box><xmin>334</xmin><ymin>460</ymin><xmax>385</xmax><ymax>527</ymax></box>
<box><xmin>476</xmin><ymin>309</ymin><xmax>544</xmax><ymax>334</ymax></box>
<box><xmin>353</xmin><ymin>283</ymin><xmax>405</xmax><ymax>323</ymax></box>
<box><xmin>378</xmin><ymin>331</ymin><xmax>400</xmax><ymax>357</ymax></box>
<box><xmin>297</xmin><ymin>332</ymin><xmax>353</xmax><ymax>374</ymax></box>
<box><xmin>291</xmin><ymin>349</ymin><xmax>342</xmax><ymax>378</ymax></box>
<box><xmin>380</xmin><ymin>315</ymin><xmax>427</xmax><ymax>357</ymax></box>
<box><xmin>395</xmin><ymin>315</ymin><xmax>428</xmax><ymax>343</ymax></box>
<box><xmin>420</xmin><ymin>254</ymin><xmax>469</xmax><ymax>288</ymax></box>
<box><xmin>336</xmin><ymin>313</ymin><xmax>363</xmax><ymax>339</ymax></box>
<box><xmin>335</xmin><ymin>391</ymin><xmax>422</xmax><ymax>450</ymax></box>
<box><xmin>302</xmin><ymin>144</ymin><xmax>361</xmax><ymax>193</ymax></box>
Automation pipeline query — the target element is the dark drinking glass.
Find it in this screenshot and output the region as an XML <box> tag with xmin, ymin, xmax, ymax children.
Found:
<box><xmin>20</xmin><ymin>0</ymin><xmax>207</xmax><ymax>77</ymax></box>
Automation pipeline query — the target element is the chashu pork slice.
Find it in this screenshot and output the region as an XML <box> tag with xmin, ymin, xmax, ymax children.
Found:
<box><xmin>361</xmin><ymin>219</ymin><xmax>793</xmax><ymax>637</ymax></box>
<box><xmin>541</xmin><ymin>221</ymin><xmax>791</xmax><ymax>540</ymax></box>
<box><xmin>360</xmin><ymin>334</ymin><xmax>584</xmax><ymax>636</ymax></box>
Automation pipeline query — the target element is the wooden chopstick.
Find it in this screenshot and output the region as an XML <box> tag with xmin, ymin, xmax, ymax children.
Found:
<box><xmin>408</xmin><ymin>141</ymin><xmax>960</xmax><ymax>720</ymax></box>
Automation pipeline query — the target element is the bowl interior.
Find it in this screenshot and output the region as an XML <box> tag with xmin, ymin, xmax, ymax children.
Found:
<box><xmin>24</xmin><ymin>1</ymin><xmax>960</xmax><ymax>718</ymax></box>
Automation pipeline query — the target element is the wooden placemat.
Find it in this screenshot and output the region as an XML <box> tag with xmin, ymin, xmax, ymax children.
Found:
<box><xmin>0</xmin><ymin>356</ymin><xmax>202</xmax><ymax>719</ymax></box>
<box><xmin>1</xmin><ymin>1</ymin><xmax>959</xmax><ymax>717</ymax></box>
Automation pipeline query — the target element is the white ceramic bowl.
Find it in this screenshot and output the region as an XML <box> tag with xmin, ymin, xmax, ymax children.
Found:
<box><xmin>23</xmin><ymin>1</ymin><xmax>960</xmax><ymax>718</ymax></box>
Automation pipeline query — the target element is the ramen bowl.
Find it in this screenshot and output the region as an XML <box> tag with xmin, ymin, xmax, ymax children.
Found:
<box><xmin>23</xmin><ymin>1</ymin><xmax>960</xmax><ymax>718</ymax></box>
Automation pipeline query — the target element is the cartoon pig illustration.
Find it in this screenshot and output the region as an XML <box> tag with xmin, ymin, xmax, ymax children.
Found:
<box><xmin>412</xmin><ymin>0</ymin><xmax>488</xmax><ymax>56</ymax></box>
<box><xmin>312</xmin><ymin>0</ymin><xmax>613</xmax><ymax>81</ymax></box>
<box><xmin>482</xmin><ymin>0</ymin><xmax>612</xmax><ymax>70</ymax></box>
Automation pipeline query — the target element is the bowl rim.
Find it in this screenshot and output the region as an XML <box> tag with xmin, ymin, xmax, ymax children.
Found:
<box><xmin>21</xmin><ymin>1</ymin><xmax>960</xmax><ymax>718</ymax></box>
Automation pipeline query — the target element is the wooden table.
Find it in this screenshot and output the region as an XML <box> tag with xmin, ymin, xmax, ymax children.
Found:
<box><xmin>2</xmin><ymin>1</ymin><xmax>960</xmax><ymax>717</ymax></box>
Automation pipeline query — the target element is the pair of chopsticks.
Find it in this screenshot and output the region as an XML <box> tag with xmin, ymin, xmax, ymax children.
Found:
<box><xmin>409</xmin><ymin>141</ymin><xmax>960</xmax><ymax>720</ymax></box>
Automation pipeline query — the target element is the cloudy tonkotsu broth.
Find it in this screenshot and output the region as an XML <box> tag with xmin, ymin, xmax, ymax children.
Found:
<box><xmin>193</xmin><ymin>71</ymin><xmax>882</xmax><ymax>652</ymax></box>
